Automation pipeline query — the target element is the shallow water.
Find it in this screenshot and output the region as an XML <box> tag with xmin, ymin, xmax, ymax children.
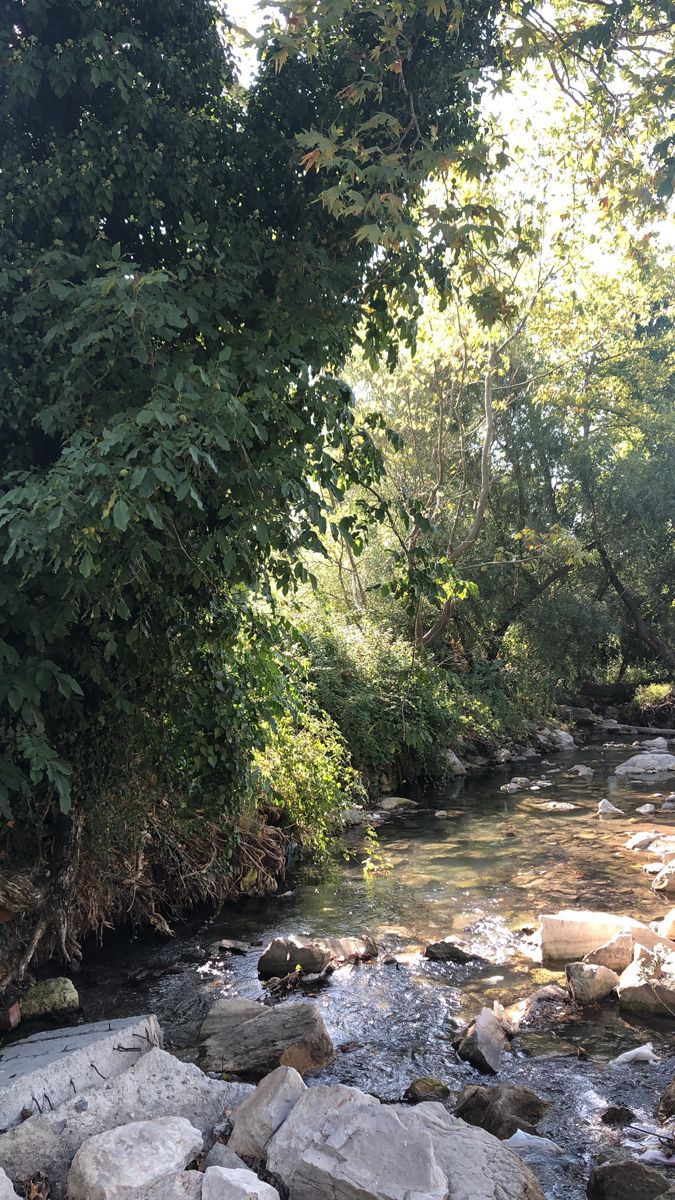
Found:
<box><xmin>73</xmin><ymin>737</ymin><xmax>675</xmax><ymax>1198</ymax></box>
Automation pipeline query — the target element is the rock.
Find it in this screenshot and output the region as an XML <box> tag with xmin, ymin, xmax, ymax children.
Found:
<box><xmin>656</xmin><ymin>909</ymin><xmax>675</xmax><ymax>939</ymax></box>
<box><xmin>511</xmin><ymin>777</ymin><xmax>531</xmax><ymax>787</ymax></box>
<box><xmin>424</xmin><ymin>937</ymin><xmax>483</xmax><ymax>963</ymax></box>
<box><xmin>257</xmin><ymin>935</ymin><xmax>375</xmax><ymax>977</ymax></box>
<box><xmin>599</xmin><ymin>799</ymin><xmax>624</xmax><ymax>816</ymax></box>
<box><xmin>638</xmin><ymin>804</ymin><xmax>657</xmax><ymax>815</ymax></box>
<box><xmin>446</xmin><ymin>749</ymin><xmax>467</xmax><ymax>776</ymax></box>
<box><xmin>566</xmin><ymin>962</ymin><xmax>620</xmax><ymax>1005</ymax></box>
<box><xmin>266</xmin><ymin>1086</ymin><xmax>543</xmax><ymax>1200</ymax></box>
<box><xmin>457</xmin><ymin>1007</ymin><xmax>508</xmax><ymax>1074</ymax></box>
<box><xmin>658</xmin><ymin>1078</ymin><xmax>675</xmax><ymax>1120</ymax></box>
<box><xmin>0</xmin><ymin>1014</ymin><xmax>162</xmax><ymax>1131</ymax></box>
<box><xmin>506</xmin><ymin>985</ymin><xmax>574</xmax><ymax>1033</ymax></box>
<box><xmin>202</xmin><ymin>1167</ymin><xmax>279</xmax><ymax>1200</ymax></box>
<box><xmin>344</xmin><ymin>808</ymin><xmax>369</xmax><ymax>826</ymax></box>
<box><xmin>549</xmin><ymin>728</ymin><xmax>575</xmax><ymax>749</ymax></box>
<box><xmin>67</xmin><ymin>1116</ymin><xmax>202</xmax><ymax>1200</ymax></box>
<box><xmin>209</xmin><ymin>939</ymin><xmax>250</xmax><ymax>957</ymax></box>
<box><xmin>404</xmin><ymin>1077</ymin><xmax>451</xmax><ymax>1104</ymax></box>
<box><xmin>0</xmin><ymin>1045</ymin><xmax>247</xmax><ymax>1190</ymax></box>
<box><xmin>454</xmin><ymin>1083</ymin><xmax>549</xmax><ymax>1139</ymax></box>
<box><xmin>206</xmin><ymin>1145</ymin><xmax>247</xmax><ymax>1171</ymax></box>
<box><xmin>198</xmin><ymin>998</ymin><xmax>333</xmax><ymax>1076</ymax></box>
<box><xmin>0</xmin><ymin>1002</ymin><xmax>21</xmax><ymax>1032</ymax></box>
<box><xmin>21</xmin><ymin>977</ymin><xmax>79</xmax><ymax>1019</ymax></box>
<box><xmin>600</xmin><ymin>1104</ymin><xmax>635</xmax><ymax>1125</ymax></box>
<box><xmin>146</xmin><ymin>1173</ymin><xmax>204</xmax><ymax>1199</ymax></box>
<box><xmin>503</xmin><ymin>1129</ymin><xmax>563</xmax><ymax>1157</ymax></box>
<box><xmin>653</xmin><ymin>863</ymin><xmax>675</xmax><ymax>895</ymax></box>
<box><xmin>583</xmin><ymin>932</ymin><xmax>634</xmax><ymax>973</ymax></box>
<box><xmin>378</xmin><ymin>795</ymin><xmax>418</xmax><ymax>812</ymax></box>
<box><xmin>539</xmin><ymin>909</ymin><xmax>675</xmax><ymax>962</ymax></box>
<box><xmin>615</xmin><ymin>753</ymin><xmax>675</xmax><ymax>776</ymax></box>
<box><xmin>537</xmin><ymin>801</ymin><xmax>577</xmax><ymax>811</ymax></box>
<box><xmin>434</xmin><ymin>810</ymin><xmax>449</xmax><ymax>819</ymax></box>
<box><xmin>228</xmin><ymin>1066</ymin><xmax>306</xmax><ymax>1161</ymax></box>
<box><xmin>626</xmin><ymin>831</ymin><xmax>662</xmax><ymax>851</ymax></box>
<box><xmin>642</xmin><ymin>737</ymin><xmax>669</xmax><ymax>751</ymax></box>
<box><xmin>566</xmin><ymin>764</ymin><xmax>594</xmax><ymax>779</ymax></box>
<box><xmin>586</xmin><ymin>1159</ymin><xmax>673</xmax><ymax>1199</ymax></box>
<box><xmin>617</xmin><ymin>947</ymin><xmax>675</xmax><ymax>1016</ymax></box>
<box><xmin>0</xmin><ymin>1169</ymin><xmax>19</xmax><ymax>1200</ymax></box>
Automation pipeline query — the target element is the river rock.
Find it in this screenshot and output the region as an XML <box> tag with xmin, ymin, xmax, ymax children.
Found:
<box><xmin>206</xmin><ymin>1146</ymin><xmax>247</xmax><ymax>1171</ymax></box>
<box><xmin>653</xmin><ymin>863</ymin><xmax>675</xmax><ymax>895</ymax></box>
<box><xmin>0</xmin><ymin>1170</ymin><xmax>19</xmax><ymax>1200</ymax></box>
<box><xmin>228</xmin><ymin>1066</ymin><xmax>306</xmax><ymax>1160</ymax></box>
<box><xmin>21</xmin><ymin>977</ymin><xmax>79</xmax><ymax>1019</ymax></box>
<box><xmin>586</xmin><ymin>1159</ymin><xmax>673</xmax><ymax>1199</ymax></box>
<box><xmin>146</xmin><ymin>1173</ymin><xmax>204</xmax><ymax>1199</ymax></box>
<box><xmin>615</xmin><ymin>753</ymin><xmax>675</xmax><ymax>776</ymax></box>
<box><xmin>566</xmin><ymin>764</ymin><xmax>594</xmax><ymax>779</ymax></box>
<box><xmin>404</xmin><ymin>1076</ymin><xmax>451</xmax><ymax>1103</ymax></box>
<box><xmin>600</xmin><ymin>1104</ymin><xmax>635</xmax><ymax>1126</ymax></box>
<box><xmin>583</xmin><ymin>932</ymin><xmax>634</xmax><ymax>972</ymax></box>
<box><xmin>424</xmin><ymin>937</ymin><xmax>483</xmax><ymax>963</ymax></box>
<box><xmin>0</xmin><ymin>1014</ymin><xmax>162</xmax><ymax>1131</ymax></box>
<box><xmin>626</xmin><ymin>831</ymin><xmax>662</xmax><ymax>851</ymax></box>
<box><xmin>642</xmin><ymin>737</ymin><xmax>669</xmax><ymax>751</ymax></box>
<box><xmin>539</xmin><ymin>909</ymin><xmax>675</xmax><ymax>962</ymax></box>
<box><xmin>266</xmin><ymin>1086</ymin><xmax>544</xmax><ymax>1200</ymax></box>
<box><xmin>599</xmin><ymin>798</ymin><xmax>624</xmax><ymax>816</ymax></box>
<box><xmin>198</xmin><ymin>998</ymin><xmax>333</xmax><ymax>1076</ymax></box>
<box><xmin>454</xmin><ymin>1083</ymin><xmax>549</xmax><ymax>1139</ymax></box>
<box><xmin>566</xmin><ymin>962</ymin><xmax>620</xmax><ymax>1005</ymax></box>
<box><xmin>257</xmin><ymin>935</ymin><xmax>375</xmax><ymax>977</ymax></box>
<box><xmin>209</xmin><ymin>939</ymin><xmax>250</xmax><ymax>957</ymax></box>
<box><xmin>457</xmin><ymin>1007</ymin><xmax>508</xmax><ymax>1074</ymax></box>
<box><xmin>0</xmin><ymin>1045</ymin><xmax>246</xmax><ymax>1191</ymax></box>
<box><xmin>658</xmin><ymin>1077</ymin><xmax>675</xmax><ymax>1121</ymax></box>
<box><xmin>446</xmin><ymin>749</ymin><xmax>467</xmax><ymax>775</ymax></box>
<box><xmin>202</xmin><ymin>1167</ymin><xmax>279</xmax><ymax>1200</ymax></box>
<box><xmin>656</xmin><ymin>909</ymin><xmax>675</xmax><ymax>939</ymax></box>
<box><xmin>637</xmin><ymin>804</ymin><xmax>657</xmax><ymax>815</ymax></box>
<box><xmin>617</xmin><ymin>946</ymin><xmax>675</xmax><ymax>1016</ymax></box>
<box><xmin>67</xmin><ymin>1116</ymin><xmax>202</xmax><ymax>1200</ymax></box>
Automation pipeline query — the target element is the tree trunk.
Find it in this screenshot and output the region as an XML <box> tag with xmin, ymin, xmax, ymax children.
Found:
<box><xmin>596</xmin><ymin>543</ymin><xmax>675</xmax><ymax>671</ymax></box>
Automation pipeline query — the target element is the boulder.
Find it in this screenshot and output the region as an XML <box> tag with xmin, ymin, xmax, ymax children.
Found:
<box><xmin>446</xmin><ymin>749</ymin><xmax>467</xmax><ymax>776</ymax></box>
<box><xmin>209</xmin><ymin>939</ymin><xmax>250</xmax><ymax>957</ymax></box>
<box><xmin>0</xmin><ymin>1045</ymin><xmax>247</xmax><ymax>1190</ymax></box>
<box><xmin>549</xmin><ymin>728</ymin><xmax>575</xmax><ymax>749</ymax></box>
<box><xmin>146</xmin><ymin>1174</ymin><xmax>204</xmax><ymax>1199</ymax></box>
<box><xmin>656</xmin><ymin>909</ymin><xmax>675</xmax><ymax>939</ymax></box>
<box><xmin>424</xmin><ymin>937</ymin><xmax>483</xmax><ymax>963</ymax></box>
<box><xmin>0</xmin><ymin>1170</ymin><xmax>18</xmax><ymax>1200</ymax></box>
<box><xmin>566</xmin><ymin>764</ymin><xmax>594</xmax><ymax>779</ymax></box>
<box><xmin>658</xmin><ymin>1078</ymin><xmax>675</xmax><ymax>1121</ymax></box>
<box><xmin>266</xmin><ymin>1090</ymin><xmax>544</xmax><ymax>1200</ymax></box>
<box><xmin>257</xmin><ymin>935</ymin><xmax>375</xmax><ymax>977</ymax></box>
<box><xmin>454</xmin><ymin>1083</ymin><xmax>549</xmax><ymax>1139</ymax></box>
<box><xmin>378</xmin><ymin>796</ymin><xmax>418</xmax><ymax>812</ymax></box>
<box><xmin>456</xmin><ymin>1007</ymin><xmax>508</xmax><ymax>1074</ymax></box>
<box><xmin>20</xmin><ymin>977</ymin><xmax>79</xmax><ymax>1019</ymax></box>
<box><xmin>599</xmin><ymin>799</ymin><xmax>624</xmax><ymax>816</ymax></box>
<box><xmin>653</xmin><ymin>864</ymin><xmax>675</xmax><ymax>895</ymax></box>
<box><xmin>600</xmin><ymin>1105</ymin><xmax>635</xmax><ymax>1126</ymax></box>
<box><xmin>566</xmin><ymin>962</ymin><xmax>620</xmax><ymax>1005</ymax></box>
<box><xmin>403</xmin><ymin>1077</ymin><xmax>451</xmax><ymax>1103</ymax></box>
<box><xmin>228</xmin><ymin>1066</ymin><xmax>306</xmax><ymax>1161</ymax></box>
<box><xmin>539</xmin><ymin>909</ymin><xmax>675</xmax><ymax>962</ymax></box>
<box><xmin>202</xmin><ymin>1167</ymin><xmax>279</xmax><ymax>1200</ymax></box>
<box><xmin>583</xmin><ymin>933</ymin><xmax>634</xmax><ymax>973</ymax></box>
<box><xmin>617</xmin><ymin>947</ymin><xmax>675</xmax><ymax>1017</ymax></box>
<box><xmin>205</xmin><ymin>1146</ymin><xmax>247</xmax><ymax>1172</ymax></box>
<box><xmin>0</xmin><ymin>1014</ymin><xmax>162</xmax><ymax>1131</ymax></box>
<box><xmin>626</xmin><ymin>831</ymin><xmax>661</xmax><ymax>851</ymax></box>
<box><xmin>637</xmin><ymin>804</ymin><xmax>657</xmax><ymax>815</ymax></box>
<box><xmin>614</xmin><ymin>753</ymin><xmax>675</xmax><ymax>776</ymax></box>
<box><xmin>198</xmin><ymin>998</ymin><xmax>333</xmax><ymax>1076</ymax></box>
<box><xmin>642</xmin><ymin>737</ymin><xmax>669</xmax><ymax>751</ymax></box>
<box><xmin>67</xmin><ymin>1116</ymin><xmax>202</xmax><ymax>1200</ymax></box>
<box><xmin>586</xmin><ymin>1159</ymin><xmax>673</xmax><ymax>1200</ymax></box>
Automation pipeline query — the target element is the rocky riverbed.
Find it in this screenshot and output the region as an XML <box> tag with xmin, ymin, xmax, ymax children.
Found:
<box><xmin>2</xmin><ymin>728</ymin><xmax>675</xmax><ymax>1198</ymax></box>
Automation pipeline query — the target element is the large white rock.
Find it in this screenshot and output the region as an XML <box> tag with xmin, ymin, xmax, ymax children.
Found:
<box><xmin>0</xmin><ymin>1169</ymin><xmax>19</xmax><ymax>1199</ymax></box>
<box><xmin>539</xmin><ymin>909</ymin><xmax>675</xmax><ymax>962</ymax></box>
<box><xmin>67</xmin><ymin>1117</ymin><xmax>202</xmax><ymax>1200</ymax></box>
<box><xmin>583</xmin><ymin>932</ymin><xmax>634</xmax><ymax>972</ymax></box>
<box><xmin>198</xmin><ymin>998</ymin><xmax>333</xmax><ymax>1076</ymax></box>
<box><xmin>625</xmin><ymin>830</ymin><xmax>661</xmax><ymax>851</ymax></box>
<box><xmin>656</xmin><ymin>909</ymin><xmax>675</xmax><ymax>939</ymax></box>
<box><xmin>653</xmin><ymin>863</ymin><xmax>675</xmax><ymax>895</ymax></box>
<box><xmin>617</xmin><ymin>947</ymin><xmax>675</xmax><ymax>1016</ymax></box>
<box><xmin>0</xmin><ymin>1046</ymin><xmax>248</xmax><ymax>1191</ymax></box>
<box><xmin>0</xmin><ymin>1015</ymin><xmax>162</xmax><ymax>1130</ymax></box>
<box><xmin>565</xmin><ymin>962</ymin><xmax>619</xmax><ymax>1005</ymax></box>
<box><xmin>614</xmin><ymin>753</ymin><xmax>675</xmax><ymax>776</ymax></box>
<box><xmin>267</xmin><ymin>1093</ymin><xmax>543</xmax><ymax>1200</ymax></box>
<box><xmin>642</xmin><ymin>736</ymin><xmax>669</xmax><ymax>750</ymax></box>
<box><xmin>202</xmin><ymin>1167</ymin><xmax>279</xmax><ymax>1200</ymax></box>
<box><xmin>228</xmin><ymin>1066</ymin><xmax>306</xmax><ymax>1160</ymax></box>
<box><xmin>446</xmin><ymin>749</ymin><xmax>467</xmax><ymax>776</ymax></box>
<box><xmin>266</xmin><ymin>1084</ymin><xmax>379</xmax><ymax>1182</ymax></box>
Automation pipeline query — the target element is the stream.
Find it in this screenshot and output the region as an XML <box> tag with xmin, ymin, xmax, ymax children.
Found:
<box><xmin>70</xmin><ymin>737</ymin><xmax>675</xmax><ymax>1198</ymax></box>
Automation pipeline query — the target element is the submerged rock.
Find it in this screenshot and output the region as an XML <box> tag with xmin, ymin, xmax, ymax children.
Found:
<box><xmin>404</xmin><ymin>1077</ymin><xmax>451</xmax><ymax>1104</ymax></box>
<box><xmin>566</xmin><ymin>764</ymin><xmax>594</xmax><ymax>779</ymax></box>
<box><xmin>67</xmin><ymin>1116</ymin><xmax>202</xmax><ymax>1200</ymax></box>
<box><xmin>21</xmin><ymin>977</ymin><xmax>79</xmax><ymax>1019</ymax></box>
<box><xmin>566</xmin><ymin>962</ymin><xmax>620</xmax><ymax>1005</ymax></box>
<box><xmin>456</xmin><ymin>1007</ymin><xmax>508</xmax><ymax>1074</ymax></box>
<box><xmin>586</xmin><ymin>1159</ymin><xmax>673</xmax><ymax>1200</ymax></box>
<box><xmin>199</xmin><ymin>997</ymin><xmax>334</xmax><ymax>1076</ymax></box>
<box><xmin>378</xmin><ymin>795</ymin><xmax>418</xmax><ymax>812</ymax></box>
<box><xmin>424</xmin><ymin>937</ymin><xmax>483</xmax><ymax>963</ymax></box>
<box><xmin>600</xmin><ymin>1104</ymin><xmax>635</xmax><ymax>1126</ymax></box>
<box><xmin>454</xmin><ymin>1083</ymin><xmax>549</xmax><ymax>1139</ymax></box>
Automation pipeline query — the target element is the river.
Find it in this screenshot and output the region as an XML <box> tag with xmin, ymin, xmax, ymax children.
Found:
<box><xmin>73</xmin><ymin>736</ymin><xmax>675</xmax><ymax>1198</ymax></box>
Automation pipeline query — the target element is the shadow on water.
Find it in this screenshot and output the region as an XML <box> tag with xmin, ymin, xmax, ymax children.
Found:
<box><xmin>68</xmin><ymin>738</ymin><xmax>675</xmax><ymax>1198</ymax></box>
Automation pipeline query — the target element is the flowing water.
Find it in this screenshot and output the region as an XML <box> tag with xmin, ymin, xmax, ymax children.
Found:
<box><xmin>69</xmin><ymin>739</ymin><xmax>675</xmax><ymax>1196</ymax></box>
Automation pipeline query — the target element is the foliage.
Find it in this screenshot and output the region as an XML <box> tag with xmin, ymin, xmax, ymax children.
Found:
<box><xmin>251</xmin><ymin>708</ymin><xmax>360</xmax><ymax>857</ymax></box>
